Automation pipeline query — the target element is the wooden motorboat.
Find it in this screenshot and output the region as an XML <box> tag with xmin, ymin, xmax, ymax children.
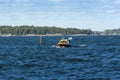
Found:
<box><xmin>56</xmin><ymin>38</ymin><xmax>71</xmax><ymax>48</ymax></box>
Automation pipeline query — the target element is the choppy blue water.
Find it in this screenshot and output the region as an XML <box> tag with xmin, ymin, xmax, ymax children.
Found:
<box><xmin>0</xmin><ymin>36</ymin><xmax>120</xmax><ymax>80</ymax></box>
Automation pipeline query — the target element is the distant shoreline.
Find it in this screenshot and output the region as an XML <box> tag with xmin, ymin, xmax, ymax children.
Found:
<box><xmin>0</xmin><ymin>34</ymin><xmax>88</xmax><ymax>36</ymax></box>
<box><xmin>0</xmin><ymin>34</ymin><xmax>119</xmax><ymax>37</ymax></box>
<box><xmin>0</xmin><ymin>33</ymin><xmax>90</xmax><ymax>36</ymax></box>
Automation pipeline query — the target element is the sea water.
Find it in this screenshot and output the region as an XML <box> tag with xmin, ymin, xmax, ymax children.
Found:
<box><xmin>0</xmin><ymin>36</ymin><xmax>120</xmax><ymax>80</ymax></box>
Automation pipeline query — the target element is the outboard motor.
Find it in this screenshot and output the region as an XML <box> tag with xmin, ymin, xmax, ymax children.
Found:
<box><xmin>68</xmin><ymin>37</ymin><xmax>72</xmax><ymax>44</ymax></box>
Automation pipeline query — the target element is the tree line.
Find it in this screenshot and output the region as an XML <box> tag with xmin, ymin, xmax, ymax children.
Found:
<box><xmin>0</xmin><ymin>25</ymin><xmax>93</xmax><ymax>35</ymax></box>
<box><xmin>103</xmin><ymin>28</ymin><xmax>120</xmax><ymax>35</ymax></box>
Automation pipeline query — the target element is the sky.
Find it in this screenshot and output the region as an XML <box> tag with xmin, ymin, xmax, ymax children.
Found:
<box><xmin>0</xmin><ymin>0</ymin><xmax>120</xmax><ymax>31</ymax></box>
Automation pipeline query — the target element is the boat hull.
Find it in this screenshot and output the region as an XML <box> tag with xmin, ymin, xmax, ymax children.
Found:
<box><xmin>57</xmin><ymin>44</ymin><xmax>71</xmax><ymax>48</ymax></box>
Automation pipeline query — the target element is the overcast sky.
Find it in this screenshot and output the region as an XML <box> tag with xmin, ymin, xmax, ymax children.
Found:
<box><xmin>0</xmin><ymin>0</ymin><xmax>120</xmax><ymax>31</ymax></box>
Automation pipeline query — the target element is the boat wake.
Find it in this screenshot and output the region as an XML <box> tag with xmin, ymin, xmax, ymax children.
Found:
<box><xmin>52</xmin><ymin>45</ymin><xmax>56</xmax><ymax>47</ymax></box>
<box><xmin>80</xmin><ymin>44</ymin><xmax>86</xmax><ymax>47</ymax></box>
<box><xmin>52</xmin><ymin>45</ymin><xmax>65</xmax><ymax>48</ymax></box>
<box><xmin>52</xmin><ymin>44</ymin><xmax>86</xmax><ymax>48</ymax></box>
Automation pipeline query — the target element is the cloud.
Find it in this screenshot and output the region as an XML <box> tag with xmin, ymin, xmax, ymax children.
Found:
<box><xmin>48</xmin><ymin>0</ymin><xmax>64</xmax><ymax>3</ymax></box>
<box><xmin>114</xmin><ymin>0</ymin><xmax>120</xmax><ymax>4</ymax></box>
